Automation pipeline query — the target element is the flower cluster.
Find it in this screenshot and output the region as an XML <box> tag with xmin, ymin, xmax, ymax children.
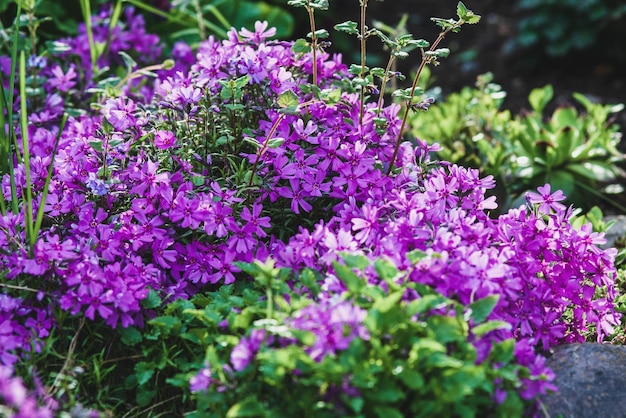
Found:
<box><xmin>0</xmin><ymin>365</ymin><xmax>54</xmax><ymax>417</ymax></box>
<box><xmin>0</xmin><ymin>4</ymin><xmax>621</xmax><ymax>411</ymax></box>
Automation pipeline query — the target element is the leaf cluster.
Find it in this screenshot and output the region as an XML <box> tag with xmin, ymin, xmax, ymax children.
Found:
<box><xmin>409</xmin><ymin>73</ymin><xmax>625</xmax><ymax>212</ymax></box>
<box><xmin>114</xmin><ymin>254</ymin><xmax>544</xmax><ymax>417</ymax></box>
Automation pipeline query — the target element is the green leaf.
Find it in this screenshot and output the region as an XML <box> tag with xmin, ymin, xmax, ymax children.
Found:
<box><xmin>266</xmin><ymin>137</ymin><xmax>285</xmax><ymax>148</ymax></box>
<box><xmin>528</xmin><ymin>85</ymin><xmax>553</xmax><ymax>114</ymax></box>
<box><xmin>374</xmin><ymin>258</ymin><xmax>398</xmax><ymax>281</ymax></box>
<box><xmin>277</xmin><ymin>90</ymin><xmax>299</xmax><ymax>108</ymax></box>
<box><xmin>292</xmin><ymin>38</ymin><xmax>311</xmax><ymax>54</ymax></box>
<box><xmin>118</xmin><ymin>326</ymin><xmax>143</xmax><ymax>346</ymax></box>
<box><xmin>468</xmin><ymin>294</ymin><xmax>499</xmax><ymax>323</ymax></box>
<box><xmin>141</xmin><ymin>289</ymin><xmax>162</xmax><ymax>309</ymax></box>
<box><xmin>373</xmin><ymin>290</ymin><xmax>404</xmax><ymax>313</ymax></box>
<box><xmin>134</xmin><ymin>361</ymin><xmax>155</xmax><ymax>386</ymax></box>
<box><xmin>373</xmin><ymin>406</ymin><xmax>403</xmax><ymax>418</ymax></box>
<box><xmin>395</xmin><ymin>367</ymin><xmax>424</xmax><ymax>390</ymax></box>
<box><xmin>427</xmin><ymin>315</ymin><xmax>466</xmax><ymax>343</ymax></box>
<box><xmin>333</xmin><ymin>261</ymin><xmax>365</xmax><ymax>293</ymax></box>
<box><xmin>310</xmin><ymin>29</ymin><xmax>329</xmax><ymax>39</ymax></box>
<box><xmin>490</xmin><ymin>338</ymin><xmax>515</xmax><ymax>363</ymax></box>
<box><xmin>148</xmin><ymin>316</ymin><xmax>182</xmax><ymax>334</ymax></box>
<box><xmin>341</xmin><ymin>253</ymin><xmax>370</xmax><ymax>270</ymax></box>
<box><xmin>366</xmin><ymin>379</ymin><xmax>405</xmax><ymax>403</ymax></box>
<box><xmin>407</xmin><ymin>294</ymin><xmax>448</xmax><ymax>316</ymax></box>
<box><xmin>226</xmin><ymin>397</ymin><xmax>267</xmax><ymax>418</ymax></box>
<box><xmin>118</xmin><ymin>50</ymin><xmax>137</xmax><ymax>73</ymax></box>
<box><xmin>471</xmin><ymin>320</ymin><xmax>512</xmax><ymax>337</ymax></box>
<box><xmin>456</xmin><ymin>2</ymin><xmax>469</xmax><ymax>20</ymax></box>
<box><xmin>334</xmin><ymin>20</ymin><xmax>359</xmax><ymax>35</ymax></box>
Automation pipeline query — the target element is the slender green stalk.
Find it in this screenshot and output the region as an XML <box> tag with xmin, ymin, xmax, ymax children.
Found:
<box><xmin>125</xmin><ymin>0</ymin><xmax>228</xmax><ymax>38</ymax></box>
<box><xmin>0</xmin><ymin>78</ymin><xmax>8</xmax><ymax>216</ymax></box>
<box><xmin>4</xmin><ymin>3</ymin><xmax>23</xmax><ymax>216</ymax></box>
<box><xmin>19</xmin><ymin>52</ymin><xmax>35</xmax><ymax>249</ymax></box>
<box><xmin>102</xmin><ymin>0</ymin><xmax>124</xmax><ymax>60</ymax></box>
<box><xmin>306</xmin><ymin>2</ymin><xmax>318</xmax><ymax>86</ymax></box>
<box><xmin>375</xmin><ymin>55</ymin><xmax>396</xmax><ymax>118</ymax></box>
<box><xmin>358</xmin><ymin>0</ymin><xmax>367</xmax><ymax>124</ymax></box>
<box><xmin>79</xmin><ymin>0</ymin><xmax>98</xmax><ymax>75</ymax></box>
<box><xmin>387</xmin><ymin>24</ymin><xmax>461</xmax><ymax>175</ymax></box>
<box><xmin>203</xmin><ymin>3</ymin><xmax>232</xmax><ymax>32</ymax></box>
<box><xmin>193</xmin><ymin>0</ymin><xmax>206</xmax><ymax>39</ymax></box>
<box><xmin>33</xmin><ymin>113</ymin><xmax>67</xmax><ymax>237</ymax></box>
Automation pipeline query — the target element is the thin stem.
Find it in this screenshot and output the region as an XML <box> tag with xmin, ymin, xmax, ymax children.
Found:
<box><xmin>5</xmin><ymin>3</ymin><xmax>22</xmax><ymax>216</ymax></box>
<box><xmin>248</xmin><ymin>100</ymin><xmax>318</xmax><ymax>191</ymax></box>
<box><xmin>193</xmin><ymin>0</ymin><xmax>206</xmax><ymax>40</ymax></box>
<box><xmin>79</xmin><ymin>0</ymin><xmax>98</xmax><ymax>75</ymax></box>
<box><xmin>266</xmin><ymin>287</ymin><xmax>274</xmax><ymax>319</ymax></box>
<box><xmin>358</xmin><ymin>0</ymin><xmax>367</xmax><ymax>124</ymax></box>
<box><xmin>33</xmin><ymin>113</ymin><xmax>67</xmax><ymax>238</ymax></box>
<box><xmin>248</xmin><ymin>112</ymin><xmax>287</xmax><ymax>190</ymax></box>
<box><xmin>376</xmin><ymin>55</ymin><xmax>396</xmax><ymax>117</ymax></box>
<box><xmin>387</xmin><ymin>25</ymin><xmax>459</xmax><ymax>175</ymax></box>
<box><xmin>19</xmin><ymin>52</ymin><xmax>35</xmax><ymax>250</ymax></box>
<box><xmin>306</xmin><ymin>3</ymin><xmax>318</xmax><ymax>86</ymax></box>
<box><xmin>47</xmin><ymin>317</ymin><xmax>85</xmax><ymax>399</ymax></box>
<box><xmin>125</xmin><ymin>0</ymin><xmax>228</xmax><ymax>38</ymax></box>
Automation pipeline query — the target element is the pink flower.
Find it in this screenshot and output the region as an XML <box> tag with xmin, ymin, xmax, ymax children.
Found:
<box><xmin>154</xmin><ymin>130</ymin><xmax>176</xmax><ymax>149</ymax></box>
<box><xmin>239</xmin><ymin>20</ymin><xmax>276</xmax><ymax>44</ymax></box>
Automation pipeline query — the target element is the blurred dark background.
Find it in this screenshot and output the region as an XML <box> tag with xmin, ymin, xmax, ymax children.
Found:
<box><xmin>3</xmin><ymin>0</ymin><xmax>626</xmax><ymax>123</ymax></box>
<box><xmin>289</xmin><ymin>0</ymin><xmax>626</xmax><ymax>122</ymax></box>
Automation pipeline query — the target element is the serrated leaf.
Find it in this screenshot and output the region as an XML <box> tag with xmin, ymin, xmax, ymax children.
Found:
<box><xmin>118</xmin><ymin>326</ymin><xmax>143</xmax><ymax>346</ymax></box>
<box><xmin>141</xmin><ymin>289</ymin><xmax>161</xmax><ymax>309</ymax></box>
<box><xmin>134</xmin><ymin>361</ymin><xmax>155</xmax><ymax>386</ymax></box>
<box><xmin>457</xmin><ymin>2</ymin><xmax>469</xmax><ymax>20</ymax></box>
<box><xmin>277</xmin><ymin>90</ymin><xmax>299</xmax><ymax>108</ymax></box>
<box><xmin>292</xmin><ymin>38</ymin><xmax>311</xmax><ymax>54</ymax></box>
<box><xmin>334</xmin><ymin>20</ymin><xmax>359</xmax><ymax>35</ymax></box>
<box><xmin>310</xmin><ymin>29</ymin><xmax>329</xmax><ymax>39</ymax></box>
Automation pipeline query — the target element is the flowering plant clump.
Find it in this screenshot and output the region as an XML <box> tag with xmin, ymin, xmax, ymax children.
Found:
<box><xmin>0</xmin><ymin>1</ymin><xmax>622</xmax><ymax>416</ymax></box>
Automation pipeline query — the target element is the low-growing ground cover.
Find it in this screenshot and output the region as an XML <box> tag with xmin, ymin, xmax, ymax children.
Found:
<box><xmin>0</xmin><ymin>1</ymin><xmax>623</xmax><ymax>417</ymax></box>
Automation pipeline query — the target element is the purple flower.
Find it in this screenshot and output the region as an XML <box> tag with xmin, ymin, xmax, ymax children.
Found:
<box><xmin>153</xmin><ymin>130</ymin><xmax>176</xmax><ymax>149</ymax></box>
<box><xmin>525</xmin><ymin>183</ymin><xmax>566</xmax><ymax>213</ymax></box>
<box><xmin>239</xmin><ymin>20</ymin><xmax>277</xmax><ymax>44</ymax></box>
<box><xmin>231</xmin><ymin>329</ymin><xmax>266</xmax><ymax>371</ymax></box>
<box><xmin>189</xmin><ymin>365</ymin><xmax>212</xmax><ymax>393</ymax></box>
<box><xmin>47</xmin><ymin>65</ymin><xmax>77</xmax><ymax>92</ymax></box>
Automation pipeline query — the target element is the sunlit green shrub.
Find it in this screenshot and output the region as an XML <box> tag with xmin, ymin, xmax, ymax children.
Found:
<box><xmin>410</xmin><ymin>76</ymin><xmax>625</xmax><ymax>211</ymax></box>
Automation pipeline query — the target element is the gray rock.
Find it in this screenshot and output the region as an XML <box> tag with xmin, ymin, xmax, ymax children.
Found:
<box><xmin>539</xmin><ymin>343</ymin><xmax>626</xmax><ymax>418</ymax></box>
<box><xmin>603</xmin><ymin>215</ymin><xmax>626</xmax><ymax>248</ymax></box>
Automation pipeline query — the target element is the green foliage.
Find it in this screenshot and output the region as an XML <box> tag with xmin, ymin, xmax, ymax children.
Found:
<box><xmin>0</xmin><ymin>0</ymin><xmax>295</xmax><ymax>55</ymax></box>
<box><xmin>514</xmin><ymin>0</ymin><xmax>626</xmax><ymax>61</ymax></box>
<box><xmin>29</xmin><ymin>255</ymin><xmax>543</xmax><ymax>416</ymax></box>
<box><xmin>409</xmin><ymin>74</ymin><xmax>626</xmax><ymax>211</ymax></box>
<box><xmin>106</xmin><ymin>255</ymin><xmax>540</xmax><ymax>417</ymax></box>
